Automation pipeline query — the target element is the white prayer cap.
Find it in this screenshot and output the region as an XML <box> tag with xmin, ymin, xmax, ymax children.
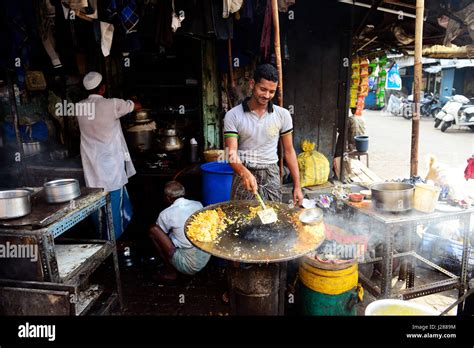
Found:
<box><xmin>83</xmin><ymin>71</ymin><xmax>103</xmax><ymax>90</ymax></box>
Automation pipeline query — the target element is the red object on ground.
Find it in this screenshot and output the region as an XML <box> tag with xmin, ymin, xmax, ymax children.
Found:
<box><xmin>465</xmin><ymin>157</ymin><xmax>474</xmax><ymax>180</ymax></box>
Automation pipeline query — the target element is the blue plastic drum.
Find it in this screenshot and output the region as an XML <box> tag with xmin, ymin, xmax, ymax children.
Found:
<box><xmin>200</xmin><ymin>162</ymin><xmax>234</xmax><ymax>206</ymax></box>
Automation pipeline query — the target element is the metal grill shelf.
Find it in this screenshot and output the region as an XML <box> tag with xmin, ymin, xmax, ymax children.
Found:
<box><xmin>343</xmin><ymin>201</ymin><xmax>473</xmax><ymax>314</ymax></box>
<box><xmin>0</xmin><ymin>188</ymin><xmax>122</xmax><ymax>316</ymax></box>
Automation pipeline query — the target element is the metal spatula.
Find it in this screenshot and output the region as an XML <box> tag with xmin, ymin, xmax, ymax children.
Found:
<box><xmin>254</xmin><ymin>192</ymin><xmax>278</xmax><ymax>224</ymax></box>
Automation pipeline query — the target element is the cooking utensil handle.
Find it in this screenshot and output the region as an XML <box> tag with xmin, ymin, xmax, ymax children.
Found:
<box><xmin>255</xmin><ymin>192</ymin><xmax>267</xmax><ymax>210</ymax></box>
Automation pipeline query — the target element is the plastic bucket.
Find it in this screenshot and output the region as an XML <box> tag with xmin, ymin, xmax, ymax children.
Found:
<box><xmin>413</xmin><ymin>183</ymin><xmax>441</xmax><ymax>213</ymax></box>
<box><xmin>200</xmin><ymin>161</ymin><xmax>234</xmax><ymax>206</ymax></box>
<box><xmin>354</xmin><ymin>136</ymin><xmax>369</xmax><ymax>152</ymax></box>
<box><xmin>365</xmin><ymin>299</ymin><xmax>439</xmax><ymax>316</ymax></box>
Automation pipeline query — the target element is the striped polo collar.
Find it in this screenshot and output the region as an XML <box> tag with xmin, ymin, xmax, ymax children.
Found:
<box><xmin>241</xmin><ymin>97</ymin><xmax>274</xmax><ymax>113</ymax></box>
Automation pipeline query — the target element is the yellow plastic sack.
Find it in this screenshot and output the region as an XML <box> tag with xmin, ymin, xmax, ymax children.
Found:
<box><xmin>298</xmin><ymin>140</ymin><xmax>330</xmax><ymax>187</ymax></box>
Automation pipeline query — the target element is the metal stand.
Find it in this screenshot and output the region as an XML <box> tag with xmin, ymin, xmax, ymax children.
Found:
<box><xmin>0</xmin><ymin>188</ymin><xmax>122</xmax><ymax>315</ymax></box>
<box><xmin>348</xmin><ymin>150</ymin><xmax>369</xmax><ymax>167</ymax></box>
<box><xmin>344</xmin><ymin>201</ymin><xmax>473</xmax><ymax>313</ymax></box>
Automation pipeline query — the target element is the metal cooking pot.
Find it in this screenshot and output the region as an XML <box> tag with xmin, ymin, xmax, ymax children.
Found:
<box><xmin>0</xmin><ymin>189</ymin><xmax>31</xmax><ymax>219</ymax></box>
<box><xmin>156</xmin><ymin>128</ymin><xmax>184</xmax><ymax>152</ymax></box>
<box><xmin>125</xmin><ymin>128</ymin><xmax>154</xmax><ymax>152</ymax></box>
<box><xmin>370</xmin><ymin>182</ymin><xmax>414</xmax><ymax>212</ymax></box>
<box><xmin>158</xmin><ymin>128</ymin><xmax>178</xmax><ymax>136</ymax></box>
<box><xmin>133</xmin><ymin>109</ymin><xmax>152</xmax><ymax>123</ymax></box>
<box><xmin>22</xmin><ymin>141</ymin><xmax>43</xmax><ymax>157</ymax></box>
<box><xmin>44</xmin><ymin>179</ymin><xmax>81</xmax><ymax>203</ymax></box>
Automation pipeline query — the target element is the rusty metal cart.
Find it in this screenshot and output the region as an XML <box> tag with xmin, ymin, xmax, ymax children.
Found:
<box><xmin>0</xmin><ymin>188</ymin><xmax>122</xmax><ymax>315</ymax></box>
<box><xmin>343</xmin><ymin>201</ymin><xmax>473</xmax><ymax>314</ymax></box>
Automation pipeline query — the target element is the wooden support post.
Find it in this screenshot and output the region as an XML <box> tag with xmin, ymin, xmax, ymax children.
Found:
<box><xmin>271</xmin><ymin>0</ymin><xmax>285</xmax><ymax>181</ymax></box>
<box><xmin>272</xmin><ymin>0</ymin><xmax>283</xmax><ymax>106</ymax></box>
<box><xmin>410</xmin><ymin>0</ymin><xmax>424</xmax><ymax>177</ymax></box>
<box><xmin>228</xmin><ymin>39</ymin><xmax>235</xmax><ymax>89</ymax></box>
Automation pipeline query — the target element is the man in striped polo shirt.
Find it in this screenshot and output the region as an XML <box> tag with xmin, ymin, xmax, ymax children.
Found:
<box><xmin>224</xmin><ymin>64</ymin><xmax>303</xmax><ymax>205</ymax></box>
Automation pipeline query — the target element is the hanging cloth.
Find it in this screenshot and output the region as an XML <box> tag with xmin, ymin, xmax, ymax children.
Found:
<box><xmin>223</xmin><ymin>0</ymin><xmax>243</xmax><ymax>18</ymax></box>
<box><xmin>465</xmin><ymin>157</ymin><xmax>474</xmax><ymax>180</ymax></box>
<box><xmin>171</xmin><ymin>0</ymin><xmax>185</xmax><ymax>32</ymax></box>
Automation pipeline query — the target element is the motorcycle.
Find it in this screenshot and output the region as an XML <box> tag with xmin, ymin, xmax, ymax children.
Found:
<box><xmin>421</xmin><ymin>93</ymin><xmax>442</xmax><ymax>118</ymax></box>
<box><xmin>400</xmin><ymin>93</ymin><xmax>436</xmax><ymax>120</ymax></box>
<box><xmin>434</xmin><ymin>94</ymin><xmax>473</xmax><ymax>132</ymax></box>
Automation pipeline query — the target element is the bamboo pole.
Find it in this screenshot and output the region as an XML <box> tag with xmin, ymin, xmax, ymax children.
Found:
<box><xmin>271</xmin><ymin>0</ymin><xmax>283</xmax><ymax>106</ymax></box>
<box><xmin>228</xmin><ymin>39</ymin><xmax>235</xmax><ymax>89</ymax></box>
<box><xmin>410</xmin><ymin>0</ymin><xmax>424</xmax><ymax>177</ymax></box>
<box><xmin>271</xmin><ymin>0</ymin><xmax>285</xmax><ymax>181</ymax></box>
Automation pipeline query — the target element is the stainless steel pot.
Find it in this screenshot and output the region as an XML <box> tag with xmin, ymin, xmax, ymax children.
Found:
<box><xmin>133</xmin><ymin>109</ymin><xmax>152</xmax><ymax>123</ymax></box>
<box><xmin>156</xmin><ymin>128</ymin><xmax>184</xmax><ymax>152</ymax></box>
<box><xmin>125</xmin><ymin>128</ymin><xmax>154</xmax><ymax>152</ymax></box>
<box><xmin>0</xmin><ymin>189</ymin><xmax>31</xmax><ymax>219</ymax></box>
<box><xmin>370</xmin><ymin>182</ymin><xmax>414</xmax><ymax>212</ymax></box>
<box><xmin>158</xmin><ymin>128</ymin><xmax>178</xmax><ymax>136</ymax></box>
<box><xmin>44</xmin><ymin>179</ymin><xmax>81</xmax><ymax>203</ymax></box>
<box><xmin>22</xmin><ymin>141</ymin><xmax>43</xmax><ymax>157</ymax></box>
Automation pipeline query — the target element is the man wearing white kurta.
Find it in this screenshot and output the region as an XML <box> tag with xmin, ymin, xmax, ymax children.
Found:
<box><xmin>77</xmin><ymin>71</ymin><xmax>136</xmax><ymax>239</ymax></box>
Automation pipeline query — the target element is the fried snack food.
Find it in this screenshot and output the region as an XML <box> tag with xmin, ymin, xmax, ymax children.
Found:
<box><xmin>187</xmin><ymin>208</ymin><xmax>227</xmax><ymax>242</ymax></box>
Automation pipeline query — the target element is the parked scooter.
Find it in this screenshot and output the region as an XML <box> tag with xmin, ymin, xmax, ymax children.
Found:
<box><xmin>434</xmin><ymin>94</ymin><xmax>473</xmax><ymax>132</ymax></box>
<box><xmin>458</xmin><ymin>103</ymin><xmax>474</xmax><ymax>131</ymax></box>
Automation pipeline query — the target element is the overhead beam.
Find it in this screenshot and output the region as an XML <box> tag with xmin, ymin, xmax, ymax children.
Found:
<box><xmin>384</xmin><ymin>0</ymin><xmax>416</xmax><ymax>10</ymax></box>
<box><xmin>338</xmin><ymin>0</ymin><xmax>418</xmax><ymax>19</ymax></box>
<box><xmin>355</xmin><ymin>0</ymin><xmax>385</xmax><ymax>36</ymax></box>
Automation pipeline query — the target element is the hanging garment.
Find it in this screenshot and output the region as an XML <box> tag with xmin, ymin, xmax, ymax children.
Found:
<box><xmin>155</xmin><ymin>0</ymin><xmax>174</xmax><ymax>46</ymax></box>
<box><xmin>61</xmin><ymin>0</ymin><xmax>88</xmax><ymax>11</ymax></box>
<box><xmin>106</xmin><ymin>0</ymin><xmax>139</xmax><ymax>33</ymax></box>
<box><xmin>61</xmin><ymin>0</ymin><xmax>97</xmax><ymax>19</ymax></box>
<box><xmin>240</xmin><ymin>0</ymin><xmax>255</xmax><ymax>22</ymax></box>
<box><xmin>223</xmin><ymin>0</ymin><xmax>243</xmax><ymax>18</ymax></box>
<box><xmin>211</xmin><ymin>0</ymin><xmax>233</xmax><ymax>40</ymax></box>
<box><xmin>39</xmin><ymin>0</ymin><xmax>63</xmax><ymax>68</ymax></box>
<box><xmin>6</xmin><ymin>0</ymin><xmax>41</xmax><ymax>88</ymax></box>
<box><xmin>119</xmin><ymin>0</ymin><xmax>139</xmax><ymax>33</ymax></box>
<box><xmin>171</xmin><ymin>0</ymin><xmax>185</xmax><ymax>32</ymax></box>
<box><xmin>278</xmin><ymin>0</ymin><xmax>295</xmax><ymax>12</ymax></box>
<box><xmin>100</xmin><ymin>21</ymin><xmax>114</xmax><ymax>56</ymax></box>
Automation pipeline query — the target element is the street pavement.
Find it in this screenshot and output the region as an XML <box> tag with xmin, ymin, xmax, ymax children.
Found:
<box><xmin>363</xmin><ymin>109</ymin><xmax>474</xmax><ymax>181</ymax></box>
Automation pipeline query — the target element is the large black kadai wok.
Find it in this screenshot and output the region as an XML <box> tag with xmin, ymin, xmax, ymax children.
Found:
<box><xmin>185</xmin><ymin>200</ymin><xmax>325</xmax><ymax>315</ymax></box>
<box><xmin>184</xmin><ymin>200</ymin><xmax>324</xmax><ymax>263</ymax></box>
